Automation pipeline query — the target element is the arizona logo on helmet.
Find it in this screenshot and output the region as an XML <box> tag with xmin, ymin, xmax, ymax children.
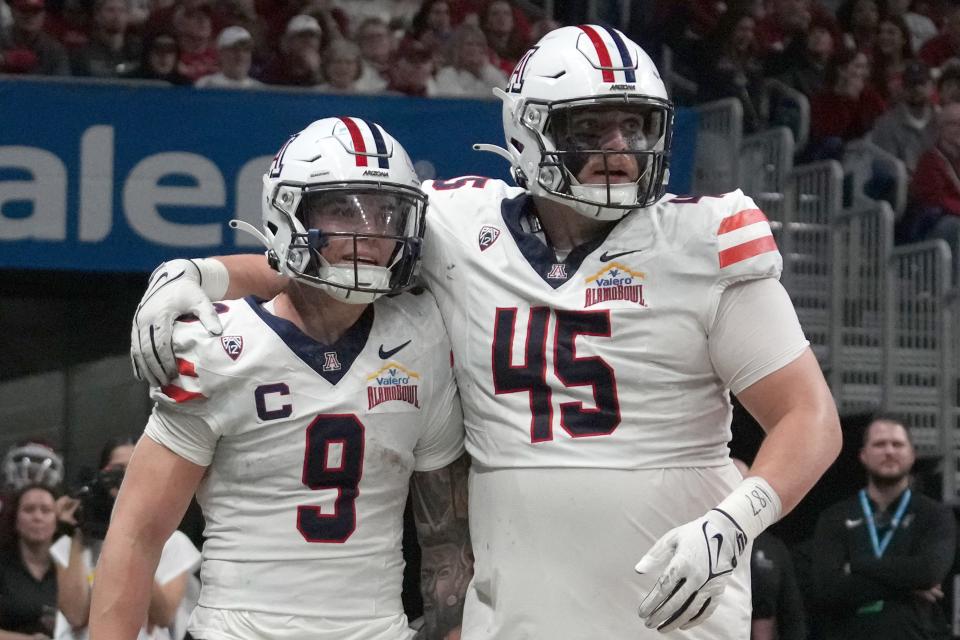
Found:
<box><xmin>584</xmin><ymin>263</ymin><xmax>646</xmax><ymax>308</ymax></box>
<box><xmin>367</xmin><ymin>363</ymin><xmax>421</xmax><ymax>409</ymax></box>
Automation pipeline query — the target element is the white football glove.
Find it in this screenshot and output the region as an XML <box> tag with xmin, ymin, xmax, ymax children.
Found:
<box><xmin>130</xmin><ymin>258</ymin><xmax>229</xmax><ymax>387</ymax></box>
<box><xmin>635</xmin><ymin>477</ymin><xmax>781</xmax><ymax>633</ymax></box>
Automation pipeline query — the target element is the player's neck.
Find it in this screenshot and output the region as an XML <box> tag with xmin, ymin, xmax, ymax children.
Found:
<box><xmin>866</xmin><ymin>476</ymin><xmax>911</xmax><ymax>511</ymax></box>
<box><xmin>532</xmin><ymin>196</ymin><xmax>614</xmax><ymax>253</ymax></box>
<box><xmin>273</xmin><ymin>284</ymin><xmax>368</xmax><ymax>345</ymax></box>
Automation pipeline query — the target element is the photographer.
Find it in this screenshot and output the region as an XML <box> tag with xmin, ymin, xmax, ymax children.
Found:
<box><xmin>51</xmin><ymin>437</ymin><xmax>199</xmax><ymax>640</ymax></box>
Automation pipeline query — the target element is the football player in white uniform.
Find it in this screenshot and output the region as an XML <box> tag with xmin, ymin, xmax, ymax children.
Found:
<box><xmin>127</xmin><ymin>26</ymin><xmax>841</xmax><ymax>639</ymax></box>
<box><xmin>91</xmin><ymin>118</ymin><xmax>471</xmax><ymax>640</ymax></box>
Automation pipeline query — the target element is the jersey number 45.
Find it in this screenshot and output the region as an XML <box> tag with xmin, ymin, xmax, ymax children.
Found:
<box><xmin>493</xmin><ymin>307</ymin><xmax>621</xmax><ymax>442</ymax></box>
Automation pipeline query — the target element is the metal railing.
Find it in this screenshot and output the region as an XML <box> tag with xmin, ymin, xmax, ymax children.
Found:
<box><xmin>740</xmin><ymin>126</ymin><xmax>794</xmax><ymax>226</ymax></box>
<box><xmin>830</xmin><ymin>203</ymin><xmax>895</xmax><ymax>412</ymax></box>
<box><xmin>692</xmin><ymin>98</ymin><xmax>743</xmax><ymax>195</ymax></box>
<box><xmin>886</xmin><ymin>241</ymin><xmax>955</xmax><ymax>498</ymax></box>
<box><xmin>781</xmin><ymin>161</ymin><xmax>843</xmax><ymax>367</ymax></box>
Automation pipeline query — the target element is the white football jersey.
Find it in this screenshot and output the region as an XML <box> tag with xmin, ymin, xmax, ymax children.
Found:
<box><xmin>422</xmin><ymin>178</ymin><xmax>786</xmax><ymax>470</ymax></box>
<box><xmin>144</xmin><ymin>291</ymin><xmax>464</xmax><ymax>639</ymax></box>
<box><xmin>419</xmin><ymin>178</ymin><xmax>807</xmax><ymax>639</ymax></box>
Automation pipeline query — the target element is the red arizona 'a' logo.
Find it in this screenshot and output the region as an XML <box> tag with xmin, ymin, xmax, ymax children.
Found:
<box><xmin>220</xmin><ymin>336</ymin><xmax>243</xmax><ymax>360</ymax></box>
<box><xmin>323</xmin><ymin>352</ymin><xmax>342</xmax><ymax>372</ymax></box>
<box><xmin>546</xmin><ymin>263</ymin><xmax>567</xmax><ymax>279</ymax></box>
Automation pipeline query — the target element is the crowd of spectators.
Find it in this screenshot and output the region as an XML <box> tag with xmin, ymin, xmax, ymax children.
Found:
<box><xmin>0</xmin><ymin>438</ymin><xmax>200</xmax><ymax>639</ymax></box>
<box><xmin>0</xmin><ymin>0</ymin><xmax>553</xmax><ymax>99</ymax></box>
<box><xmin>4</xmin><ymin>0</ymin><xmax>960</xmax><ymax>257</ymax></box>
<box><xmin>649</xmin><ymin>0</ymin><xmax>960</xmax><ymax>264</ymax></box>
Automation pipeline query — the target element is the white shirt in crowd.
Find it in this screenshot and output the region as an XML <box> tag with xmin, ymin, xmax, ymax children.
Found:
<box><xmin>434</xmin><ymin>64</ymin><xmax>508</xmax><ymax>98</ymax></box>
<box><xmin>50</xmin><ymin>531</ymin><xmax>201</xmax><ymax>640</ymax></box>
<box><xmin>194</xmin><ymin>73</ymin><xmax>264</xmax><ymax>89</ymax></box>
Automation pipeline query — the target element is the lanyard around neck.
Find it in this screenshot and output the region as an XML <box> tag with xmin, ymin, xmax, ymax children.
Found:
<box><xmin>858</xmin><ymin>488</ymin><xmax>912</xmax><ymax>558</ymax></box>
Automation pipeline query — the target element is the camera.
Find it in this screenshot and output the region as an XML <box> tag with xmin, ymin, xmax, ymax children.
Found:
<box><xmin>71</xmin><ymin>467</ymin><xmax>125</xmax><ymax>540</ymax></box>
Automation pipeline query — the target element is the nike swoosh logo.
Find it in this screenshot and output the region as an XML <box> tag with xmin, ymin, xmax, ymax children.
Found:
<box><xmin>599</xmin><ymin>250</ymin><xmax>643</xmax><ymax>262</ymax></box>
<box><xmin>844</xmin><ymin>518</ymin><xmax>863</xmax><ymax>529</ymax></box>
<box><xmin>711</xmin><ymin>533</ymin><xmax>724</xmax><ymax>568</ymax></box>
<box><xmin>379</xmin><ymin>340</ymin><xmax>411</xmax><ymax>360</ymax></box>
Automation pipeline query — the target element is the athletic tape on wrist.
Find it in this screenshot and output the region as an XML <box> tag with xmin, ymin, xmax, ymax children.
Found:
<box><xmin>188</xmin><ymin>258</ymin><xmax>230</xmax><ymax>301</ymax></box>
<box><xmin>713</xmin><ymin>476</ymin><xmax>782</xmax><ymax>543</ymax></box>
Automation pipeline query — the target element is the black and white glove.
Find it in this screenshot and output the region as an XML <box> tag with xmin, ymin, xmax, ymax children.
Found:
<box><xmin>635</xmin><ymin>477</ymin><xmax>781</xmax><ymax>633</ymax></box>
<box><xmin>130</xmin><ymin>258</ymin><xmax>229</xmax><ymax>387</ymax></box>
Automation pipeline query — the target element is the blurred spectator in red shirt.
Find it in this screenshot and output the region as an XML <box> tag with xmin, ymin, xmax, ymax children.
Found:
<box><xmin>871</xmin><ymin>14</ymin><xmax>915</xmax><ymax>101</ymax></box>
<box><xmin>409</xmin><ymin>0</ymin><xmax>453</xmax><ymax>66</ymax></box>
<box><xmin>354</xmin><ymin>16</ymin><xmax>392</xmax><ymax>92</ymax></box>
<box><xmin>259</xmin><ymin>13</ymin><xmax>323</xmax><ymax>86</ymax></box>
<box><xmin>0</xmin><ymin>0</ymin><xmax>69</xmax><ymax>74</ymax></box>
<box><xmin>195</xmin><ymin>24</ymin><xmax>262</xmax><ymax>87</ymax></box>
<box><xmin>884</xmin><ymin>0</ymin><xmax>937</xmax><ymax>52</ymax></box>
<box><xmin>808</xmin><ymin>46</ymin><xmax>888</xmax><ymax>158</ymax></box>
<box><xmin>836</xmin><ymin>0</ymin><xmax>881</xmax><ymax>51</ymax></box>
<box><xmin>871</xmin><ymin>59</ymin><xmax>936</xmax><ymax>175</ymax></box>
<box><xmin>480</xmin><ymin>0</ymin><xmax>528</xmax><ymax>75</ymax></box>
<box><xmin>172</xmin><ymin>3</ymin><xmax>217</xmax><ymax>81</ymax></box>
<box><xmin>71</xmin><ymin>0</ymin><xmax>143</xmax><ymax>78</ymax></box>
<box><xmin>918</xmin><ymin>6</ymin><xmax>960</xmax><ymax>70</ymax></box>
<box><xmin>435</xmin><ymin>22</ymin><xmax>506</xmax><ymax>97</ymax></box>
<box><xmin>385</xmin><ymin>36</ymin><xmax>437</xmax><ymax>96</ymax></box>
<box><xmin>697</xmin><ymin>10</ymin><xmax>770</xmax><ymax>133</ymax></box>
<box><xmin>122</xmin><ymin>31</ymin><xmax>191</xmax><ymax>83</ymax></box>
<box><xmin>905</xmin><ymin>102</ymin><xmax>960</xmax><ymax>258</ymax></box>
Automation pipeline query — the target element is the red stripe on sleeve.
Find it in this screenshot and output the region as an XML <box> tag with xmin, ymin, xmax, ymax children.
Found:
<box><xmin>176</xmin><ymin>358</ymin><xmax>198</xmax><ymax>377</ymax></box>
<box><xmin>160</xmin><ymin>384</ymin><xmax>205</xmax><ymax>403</ymax></box>
<box><xmin>340</xmin><ymin>117</ymin><xmax>368</xmax><ymax>167</ymax></box>
<box><xmin>717</xmin><ymin>208</ymin><xmax>768</xmax><ymax>235</ymax></box>
<box><xmin>719</xmin><ymin>236</ymin><xmax>778</xmax><ymax>268</ymax></box>
<box><xmin>578</xmin><ymin>25</ymin><xmax>615</xmax><ymax>83</ymax></box>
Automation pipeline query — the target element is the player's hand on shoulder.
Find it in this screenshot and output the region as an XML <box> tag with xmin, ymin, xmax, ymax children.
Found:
<box><xmin>131</xmin><ymin>258</ymin><xmax>227</xmax><ymax>387</ymax></box>
<box><xmin>635</xmin><ymin>508</ymin><xmax>748</xmax><ymax>633</ymax></box>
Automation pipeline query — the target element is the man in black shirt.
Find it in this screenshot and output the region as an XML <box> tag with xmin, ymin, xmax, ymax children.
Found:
<box><xmin>812</xmin><ymin>416</ymin><xmax>956</xmax><ymax>639</ymax></box>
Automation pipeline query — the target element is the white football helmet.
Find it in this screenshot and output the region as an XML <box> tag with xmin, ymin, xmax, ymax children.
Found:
<box><xmin>2</xmin><ymin>441</ymin><xmax>64</xmax><ymax>491</ymax></box>
<box><xmin>236</xmin><ymin>117</ymin><xmax>427</xmax><ymax>304</ymax></box>
<box><xmin>486</xmin><ymin>25</ymin><xmax>673</xmax><ymax>220</ymax></box>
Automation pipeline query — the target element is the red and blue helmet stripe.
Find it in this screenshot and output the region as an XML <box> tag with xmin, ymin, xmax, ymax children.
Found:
<box><xmin>577</xmin><ymin>24</ymin><xmax>636</xmax><ymax>84</ymax></box>
<box><xmin>338</xmin><ymin>116</ymin><xmax>390</xmax><ymax>169</ymax></box>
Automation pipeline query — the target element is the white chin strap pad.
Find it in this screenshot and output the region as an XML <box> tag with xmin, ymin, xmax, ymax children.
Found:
<box><xmin>319</xmin><ymin>264</ymin><xmax>392</xmax><ymax>305</ymax></box>
<box><xmin>563</xmin><ymin>183</ymin><xmax>639</xmax><ymax>221</ymax></box>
